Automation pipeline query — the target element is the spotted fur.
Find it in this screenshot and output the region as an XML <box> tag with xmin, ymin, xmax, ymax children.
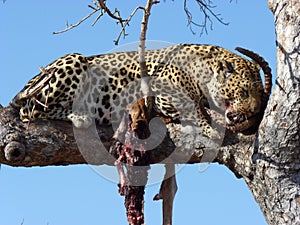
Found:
<box><xmin>11</xmin><ymin>44</ymin><xmax>271</xmax><ymax>139</ymax></box>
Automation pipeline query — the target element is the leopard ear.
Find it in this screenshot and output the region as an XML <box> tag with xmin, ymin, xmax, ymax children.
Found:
<box><xmin>211</xmin><ymin>61</ymin><xmax>223</xmax><ymax>83</ymax></box>
<box><xmin>224</xmin><ymin>61</ymin><xmax>235</xmax><ymax>78</ymax></box>
<box><xmin>215</xmin><ymin>60</ymin><xmax>234</xmax><ymax>83</ymax></box>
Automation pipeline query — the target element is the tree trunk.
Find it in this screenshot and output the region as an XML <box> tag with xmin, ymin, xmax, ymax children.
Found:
<box><xmin>243</xmin><ymin>1</ymin><xmax>300</xmax><ymax>224</ymax></box>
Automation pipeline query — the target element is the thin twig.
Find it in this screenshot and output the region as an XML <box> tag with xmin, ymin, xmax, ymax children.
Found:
<box><xmin>113</xmin><ymin>6</ymin><xmax>145</xmax><ymax>45</ymax></box>
<box><xmin>184</xmin><ymin>0</ymin><xmax>229</xmax><ymax>35</ymax></box>
<box><xmin>138</xmin><ymin>0</ymin><xmax>158</xmax><ymax>103</ymax></box>
<box><xmin>91</xmin><ymin>11</ymin><xmax>104</xmax><ymax>26</ymax></box>
<box><xmin>53</xmin><ymin>1</ymin><xmax>128</xmax><ymax>35</ymax></box>
<box><xmin>97</xmin><ymin>0</ymin><xmax>124</xmax><ymax>23</ymax></box>
<box><xmin>53</xmin><ymin>7</ymin><xmax>99</xmax><ymax>34</ymax></box>
<box><xmin>53</xmin><ymin>0</ymin><xmax>138</xmax><ymax>45</ymax></box>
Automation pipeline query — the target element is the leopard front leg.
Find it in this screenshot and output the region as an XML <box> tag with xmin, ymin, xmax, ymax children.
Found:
<box><xmin>197</xmin><ymin>118</ymin><xmax>221</xmax><ymax>140</ymax></box>
<box><xmin>154</xmin><ymin>95</ymin><xmax>221</xmax><ymax>141</ymax></box>
<box><xmin>182</xmin><ymin>107</ymin><xmax>221</xmax><ymax>141</ymax></box>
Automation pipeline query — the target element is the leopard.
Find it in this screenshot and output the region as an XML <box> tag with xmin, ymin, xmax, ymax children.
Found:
<box><xmin>10</xmin><ymin>44</ymin><xmax>272</xmax><ymax>139</ymax></box>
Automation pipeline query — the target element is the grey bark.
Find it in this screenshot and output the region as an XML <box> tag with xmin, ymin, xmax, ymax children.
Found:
<box><xmin>0</xmin><ymin>103</ymin><xmax>236</xmax><ymax>166</ymax></box>
<box><xmin>246</xmin><ymin>1</ymin><xmax>300</xmax><ymax>224</ymax></box>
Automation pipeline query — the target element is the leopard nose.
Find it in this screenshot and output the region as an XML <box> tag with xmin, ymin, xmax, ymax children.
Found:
<box><xmin>225</xmin><ymin>111</ymin><xmax>235</xmax><ymax>124</ymax></box>
<box><xmin>226</xmin><ymin>113</ymin><xmax>234</xmax><ymax>122</ymax></box>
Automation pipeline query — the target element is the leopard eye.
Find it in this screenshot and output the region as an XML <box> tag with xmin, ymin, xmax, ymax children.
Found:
<box><xmin>241</xmin><ymin>88</ymin><xmax>249</xmax><ymax>97</ymax></box>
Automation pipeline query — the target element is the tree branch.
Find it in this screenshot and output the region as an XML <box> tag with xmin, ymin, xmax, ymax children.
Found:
<box><xmin>53</xmin><ymin>1</ymin><xmax>155</xmax><ymax>46</ymax></box>
<box><xmin>97</xmin><ymin>0</ymin><xmax>124</xmax><ymax>22</ymax></box>
<box><xmin>0</xmin><ymin>103</ymin><xmax>255</xmax><ymax>170</ymax></box>
<box><xmin>138</xmin><ymin>0</ymin><xmax>159</xmax><ymax>108</ymax></box>
<box><xmin>53</xmin><ymin>3</ymin><xmax>101</xmax><ymax>35</ymax></box>
<box><xmin>53</xmin><ymin>1</ymin><xmax>128</xmax><ymax>40</ymax></box>
<box><xmin>184</xmin><ymin>0</ymin><xmax>229</xmax><ymax>35</ymax></box>
<box><xmin>113</xmin><ymin>6</ymin><xmax>145</xmax><ymax>45</ymax></box>
<box><xmin>54</xmin><ymin>1</ymin><xmax>230</xmax><ymax>41</ymax></box>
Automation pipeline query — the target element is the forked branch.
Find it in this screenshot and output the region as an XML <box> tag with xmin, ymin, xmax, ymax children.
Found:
<box><xmin>53</xmin><ymin>0</ymin><xmax>127</xmax><ymax>40</ymax></box>
<box><xmin>113</xmin><ymin>6</ymin><xmax>145</xmax><ymax>45</ymax></box>
<box><xmin>53</xmin><ymin>1</ymin><xmax>157</xmax><ymax>46</ymax></box>
<box><xmin>52</xmin><ymin>6</ymin><xmax>100</xmax><ymax>35</ymax></box>
<box><xmin>54</xmin><ymin>1</ymin><xmax>230</xmax><ymax>41</ymax></box>
<box><xmin>184</xmin><ymin>0</ymin><xmax>229</xmax><ymax>35</ymax></box>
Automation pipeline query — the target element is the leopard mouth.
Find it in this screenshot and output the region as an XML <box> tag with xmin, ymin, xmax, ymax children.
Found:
<box><xmin>225</xmin><ymin>108</ymin><xmax>261</xmax><ymax>133</ymax></box>
<box><xmin>225</xmin><ymin>111</ymin><xmax>247</xmax><ymax>126</ymax></box>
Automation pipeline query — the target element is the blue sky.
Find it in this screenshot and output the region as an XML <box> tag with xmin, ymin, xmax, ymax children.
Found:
<box><xmin>0</xmin><ymin>1</ymin><xmax>275</xmax><ymax>225</ymax></box>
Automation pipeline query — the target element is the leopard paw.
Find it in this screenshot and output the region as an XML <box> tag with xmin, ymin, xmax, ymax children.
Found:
<box><xmin>67</xmin><ymin>112</ymin><xmax>93</xmax><ymax>128</ymax></box>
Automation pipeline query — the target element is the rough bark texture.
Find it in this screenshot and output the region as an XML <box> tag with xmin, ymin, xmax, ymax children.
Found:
<box><xmin>247</xmin><ymin>1</ymin><xmax>300</xmax><ymax>224</ymax></box>
<box><xmin>0</xmin><ymin>103</ymin><xmax>240</xmax><ymax>167</ymax></box>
